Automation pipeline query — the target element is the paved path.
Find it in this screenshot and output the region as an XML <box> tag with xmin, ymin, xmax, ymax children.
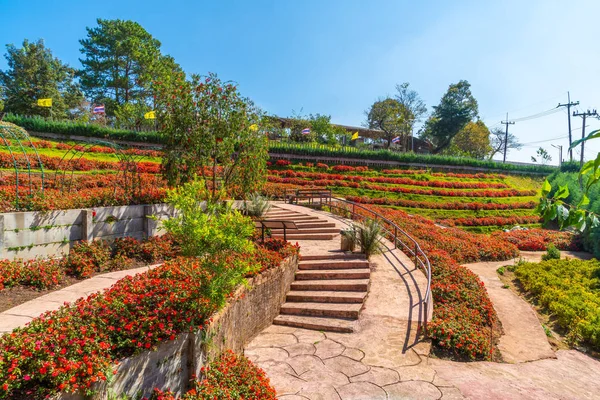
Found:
<box><xmin>0</xmin><ymin>265</ymin><xmax>158</xmax><ymax>333</ymax></box>
<box><xmin>431</xmin><ymin>350</ymin><xmax>600</xmax><ymax>400</ymax></box>
<box><xmin>461</xmin><ymin>251</ymin><xmax>592</xmax><ymax>363</ymax></box>
<box><xmin>246</xmin><ymin>203</ymin><xmax>442</xmax><ymax>399</ymax></box>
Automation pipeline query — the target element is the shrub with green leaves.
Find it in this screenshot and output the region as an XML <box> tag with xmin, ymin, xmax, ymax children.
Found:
<box><xmin>514</xmin><ymin>258</ymin><xmax>600</xmax><ymax>349</ymax></box>
<box><xmin>542</xmin><ymin>244</ymin><xmax>561</xmax><ymax>261</ymax></box>
<box><xmin>356</xmin><ymin>219</ymin><xmax>384</xmax><ymax>259</ymax></box>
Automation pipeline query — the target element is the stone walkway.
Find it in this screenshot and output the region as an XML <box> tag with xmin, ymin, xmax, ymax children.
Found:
<box><xmin>461</xmin><ymin>251</ymin><xmax>592</xmax><ymax>363</ymax></box>
<box><xmin>245</xmin><ymin>203</ymin><xmax>444</xmax><ymax>399</ymax></box>
<box><xmin>0</xmin><ymin>264</ymin><xmax>159</xmax><ymax>333</ymax></box>
<box><xmin>249</xmin><ymin>205</ymin><xmax>600</xmax><ymax>399</ymax></box>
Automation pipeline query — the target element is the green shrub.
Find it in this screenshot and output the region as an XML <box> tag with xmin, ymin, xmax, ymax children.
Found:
<box><xmin>356</xmin><ymin>219</ymin><xmax>384</xmax><ymax>259</ymax></box>
<box><xmin>514</xmin><ymin>258</ymin><xmax>600</xmax><ymax>349</ymax></box>
<box><xmin>542</xmin><ymin>244</ymin><xmax>561</xmax><ymax>261</ymax></box>
<box><xmin>243</xmin><ymin>193</ymin><xmax>271</xmax><ymax>217</ymax></box>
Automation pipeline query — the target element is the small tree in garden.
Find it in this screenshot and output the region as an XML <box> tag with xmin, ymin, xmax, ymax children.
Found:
<box><xmin>156</xmin><ymin>72</ymin><xmax>269</xmax><ymax>203</ymax></box>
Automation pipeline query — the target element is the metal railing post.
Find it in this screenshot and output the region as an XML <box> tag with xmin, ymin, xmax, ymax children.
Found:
<box><xmin>394</xmin><ymin>227</ymin><xmax>398</xmax><ymax>249</ymax></box>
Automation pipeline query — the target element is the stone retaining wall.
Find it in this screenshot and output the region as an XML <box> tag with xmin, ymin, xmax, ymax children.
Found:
<box><xmin>61</xmin><ymin>254</ymin><xmax>298</xmax><ymax>399</ymax></box>
<box><xmin>0</xmin><ymin>203</ymin><xmax>176</xmax><ymax>260</ymax></box>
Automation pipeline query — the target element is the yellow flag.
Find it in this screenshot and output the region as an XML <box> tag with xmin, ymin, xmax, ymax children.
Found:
<box><xmin>249</xmin><ymin>124</ymin><xmax>259</xmax><ymax>131</ymax></box>
<box><xmin>144</xmin><ymin>111</ymin><xmax>156</xmax><ymax>120</ymax></box>
<box><xmin>351</xmin><ymin>131</ymin><xmax>359</xmax><ymax>141</ymax></box>
<box><xmin>37</xmin><ymin>98</ymin><xmax>52</xmax><ymax>107</ymax></box>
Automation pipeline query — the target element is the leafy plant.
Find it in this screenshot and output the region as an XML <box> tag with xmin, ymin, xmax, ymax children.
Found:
<box><xmin>355</xmin><ymin>219</ymin><xmax>383</xmax><ymax>258</ymax></box>
<box><xmin>243</xmin><ymin>193</ymin><xmax>271</xmax><ymax>217</ymax></box>
<box><xmin>542</xmin><ymin>244</ymin><xmax>561</xmax><ymax>261</ymax></box>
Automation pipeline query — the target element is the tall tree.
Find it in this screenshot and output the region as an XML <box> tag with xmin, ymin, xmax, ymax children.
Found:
<box><xmin>365</xmin><ymin>98</ymin><xmax>411</xmax><ymax>148</ymax></box>
<box><xmin>395</xmin><ymin>82</ymin><xmax>427</xmax><ymax>150</ymax></box>
<box><xmin>445</xmin><ymin>120</ymin><xmax>492</xmax><ymax>159</ymax></box>
<box><xmin>421</xmin><ymin>80</ymin><xmax>479</xmax><ymax>153</ymax></box>
<box><xmin>488</xmin><ymin>127</ymin><xmax>522</xmax><ymax>160</ymax></box>
<box><xmin>78</xmin><ymin>19</ymin><xmax>180</xmax><ymax>116</ymax></box>
<box><xmin>0</xmin><ymin>39</ymin><xmax>82</xmax><ymax>118</ymax></box>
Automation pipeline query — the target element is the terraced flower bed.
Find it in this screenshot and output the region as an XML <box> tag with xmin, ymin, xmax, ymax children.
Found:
<box><xmin>0</xmin><ymin>238</ymin><xmax>297</xmax><ymax>398</ymax></box>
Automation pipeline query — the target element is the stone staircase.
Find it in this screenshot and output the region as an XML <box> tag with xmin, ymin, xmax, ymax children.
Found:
<box><xmin>263</xmin><ymin>208</ymin><xmax>338</xmax><ymax>240</ymax></box>
<box><xmin>265</xmin><ymin>206</ymin><xmax>371</xmax><ymax>333</ymax></box>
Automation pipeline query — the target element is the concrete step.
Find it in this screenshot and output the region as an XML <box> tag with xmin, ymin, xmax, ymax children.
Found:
<box><xmin>291</xmin><ymin>279</ymin><xmax>369</xmax><ymax>292</ymax></box>
<box><xmin>292</xmin><ymin>222</ymin><xmax>337</xmax><ymax>229</ymax></box>
<box><xmin>263</xmin><ymin>216</ymin><xmax>321</xmax><ymax>221</ymax></box>
<box><xmin>300</xmin><ymin>253</ymin><xmax>367</xmax><ymax>261</ymax></box>
<box><xmin>273</xmin><ymin>315</ymin><xmax>355</xmax><ymax>333</ymax></box>
<box><xmin>295</xmin><ymin>269</ymin><xmax>370</xmax><ymax>280</ymax></box>
<box><xmin>280</xmin><ymin>302</ymin><xmax>362</xmax><ymax>319</ymax></box>
<box><xmin>286</xmin><ymin>290</ymin><xmax>366</xmax><ymax>303</ymax></box>
<box><xmin>269</xmin><ymin>227</ymin><xmax>340</xmax><ymax>234</ymax></box>
<box><xmin>293</xmin><ymin>222</ymin><xmax>337</xmax><ymax>228</ymax></box>
<box><xmin>271</xmin><ymin>233</ymin><xmax>335</xmax><ymax>240</ymax></box>
<box><xmin>298</xmin><ymin>260</ymin><xmax>370</xmax><ymax>270</ymax></box>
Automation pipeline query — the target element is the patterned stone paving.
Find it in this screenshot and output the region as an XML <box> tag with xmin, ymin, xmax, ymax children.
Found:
<box><xmin>245</xmin><ymin>325</ymin><xmax>452</xmax><ymax>400</ymax></box>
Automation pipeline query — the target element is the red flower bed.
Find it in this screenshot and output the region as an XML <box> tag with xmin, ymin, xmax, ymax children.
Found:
<box><xmin>439</xmin><ymin>215</ymin><xmax>541</xmax><ymax>227</ymax></box>
<box><xmin>0</xmin><ymin>152</ymin><xmax>161</xmax><ymax>174</ymax></box>
<box><xmin>382</xmin><ymin>169</ymin><xmax>506</xmax><ymax>180</ymax></box>
<box><xmin>270</xmin><ymin>169</ymin><xmax>510</xmax><ymax>189</ymax></box>
<box><xmin>267</xmin><ymin>176</ymin><xmax>534</xmax><ymax>198</ymax></box>
<box><xmin>149</xmin><ymin>350</ymin><xmax>276</xmax><ymax>400</ymax></box>
<box><xmin>492</xmin><ymin>229</ymin><xmax>583</xmax><ymax>251</ymax></box>
<box><xmin>346</xmin><ymin>195</ymin><xmax>537</xmax><ymax>211</ymax></box>
<box><xmin>0</xmin><ymin>258</ymin><xmax>215</xmax><ymax>397</ymax></box>
<box><xmin>0</xmin><ymin>239</ymin><xmax>296</xmax><ymax>397</ymax></box>
<box><xmin>0</xmin><ymin>259</ymin><xmax>64</xmax><ymax>291</ymax></box>
<box><xmin>359</xmin><ymin>206</ymin><xmax>518</xmax><ymax>359</ymax></box>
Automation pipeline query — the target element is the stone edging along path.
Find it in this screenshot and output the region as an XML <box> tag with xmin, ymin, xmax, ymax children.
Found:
<box><xmin>0</xmin><ymin>264</ymin><xmax>160</xmax><ymax>334</ymax></box>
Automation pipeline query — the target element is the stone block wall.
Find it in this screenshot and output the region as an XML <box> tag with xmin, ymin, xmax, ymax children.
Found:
<box><xmin>0</xmin><ymin>203</ymin><xmax>176</xmax><ymax>260</ymax></box>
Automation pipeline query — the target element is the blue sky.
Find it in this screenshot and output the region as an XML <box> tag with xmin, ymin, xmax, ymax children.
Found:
<box><xmin>2</xmin><ymin>0</ymin><xmax>599</xmax><ymax>164</ymax></box>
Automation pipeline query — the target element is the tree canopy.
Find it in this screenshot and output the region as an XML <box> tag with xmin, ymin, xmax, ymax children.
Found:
<box><xmin>0</xmin><ymin>39</ymin><xmax>82</xmax><ymax>118</ymax></box>
<box><xmin>78</xmin><ymin>18</ymin><xmax>180</xmax><ymax>117</ymax></box>
<box><xmin>156</xmin><ymin>72</ymin><xmax>269</xmax><ymax>202</ymax></box>
<box><xmin>488</xmin><ymin>127</ymin><xmax>522</xmax><ymax>160</ymax></box>
<box><xmin>445</xmin><ymin>120</ymin><xmax>491</xmax><ymax>159</ymax></box>
<box><xmin>365</xmin><ymin>98</ymin><xmax>412</xmax><ymax>148</ymax></box>
<box><xmin>421</xmin><ymin>80</ymin><xmax>479</xmax><ymax>153</ymax></box>
<box><xmin>394</xmin><ymin>82</ymin><xmax>427</xmax><ymax>150</ymax></box>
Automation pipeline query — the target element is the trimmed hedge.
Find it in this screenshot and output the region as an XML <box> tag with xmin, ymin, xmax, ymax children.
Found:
<box><xmin>4</xmin><ymin>114</ymin><xmax>557</xmax><ymax>174</ymax></box>
<box><xmin>270</xmin><ymin>142</ymin><xmax>557</xmax><ymax>174</ymax></box>
<box><xmin>3</xmin><ymin>114</ymin><xmax>162</xmax><ymax>144</ymax></box>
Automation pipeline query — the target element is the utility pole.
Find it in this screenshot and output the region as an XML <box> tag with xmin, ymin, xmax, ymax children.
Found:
<box><xmin>557</xmin><ymin>92</ymin><xmax>579</xmax><ymax>161</ymax></box>
<box><xmin>573</xmin><ymin>109</ymin><xmax>598</xmax><ymax>167</ymax></box>
<box><xmin>551</xmin><ymin>144</ymin><xmax>563</xmax><ymax>168</ymax></box>
<box><xmin>501</xmin><ymin>113</ymin><xmax>515</xmax><ymax>163</ymax></box>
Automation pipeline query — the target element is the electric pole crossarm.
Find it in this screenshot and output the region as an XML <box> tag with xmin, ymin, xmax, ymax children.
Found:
<box><xmin>573</xmin><ymin>109</ymin><xmax>598</xmax><ymax>167</ymax></box>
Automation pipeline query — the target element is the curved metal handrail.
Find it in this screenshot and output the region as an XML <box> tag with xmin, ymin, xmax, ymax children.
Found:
<box><xmin>284</xmin><ymin>189</ymin><xmax>432</xmax><ymax>331</ymax></box>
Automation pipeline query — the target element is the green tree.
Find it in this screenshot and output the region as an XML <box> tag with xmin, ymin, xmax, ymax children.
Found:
<box><xmin>0</xmin><ymin>39</ymin><xmax>82</xmax><ymax>118</ymax></box>
<box><xmin>488</xmin><ymin>127</ymin><xmax>522</xmax><ymax>160</ymax></box>
<box><xmin>365</xmin><ymin>98</ymin><xmax>412</xmax><ymax>148</ymax></box>
<box><xmin>531</xmin><ymin>147</ymin><xmax>552</xmax><ymax>165</ymax></box>
<box><xmin>421</xmin><ymin>80</ymin><xmax>479</xmax><ymax>153</ymax></box>
<box><xmin>395</xmin><ymin>82</ymin><xmax>427</xmax><ymax>150</ymax></box>
<box><xmin>156</xmin><ymin>72</ymin><xmax>269</xmax><ymax>203</ymax></box>
<box><xmin>78</xmin><ymin>19</ymin><xmax>180</xmax><ymax>116</ymax></box>
<box><xmin>445</xmin><ymin>120</ymin><xmax>492</xmax><ymax>159</ymax></box>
